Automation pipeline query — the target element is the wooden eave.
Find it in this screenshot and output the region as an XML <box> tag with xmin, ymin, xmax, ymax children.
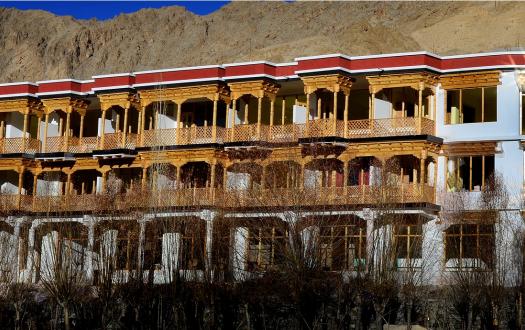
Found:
<box><xmin>439</xmin><ymin>70</ymin><xmax>501</xmax><ymax>90</ymax></box>
<box><xmin>441</xmin><ymin>141</ymin><xmax>498</xmax><ymax>156</ymax></box>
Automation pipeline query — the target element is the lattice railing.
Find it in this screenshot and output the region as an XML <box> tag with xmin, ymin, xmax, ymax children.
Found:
<box><xmin>44</xmin><ymin>136</ymin><xmax>66</xmax><ymax>152</ymax></box>
<box><xmin>420</xmin><ymin>117</ymin><xmax>435</xmax><ymax>135</ymax></box>
<box><xmin>230</xmin><ymin>124</ymin><xmax>269</xmax><ymax>142</ymax></box>
<box><xmin>345</xmin><ymin>117</ymin><xmax>435</xmax><ymax>139</ymax></box>
<box><xmin>142</xmin><ymin>128</ymin><xmax>177</xmax><ymax>147</ymax></box>
<box><xmin>0</xmin><ymin>194</ymin><xmax>20</xmax><ymax>212</ymax></box>
<box><xmin>308</xmin><ymin>119</ymin><xmax>336</xmax><ymax>138</ymax></box>
<box><xmin>0</xmin><ymin>137</ymin><xmax>41</xmax><ymax>154</ymax></box>
<box><xmin>101</xmin><ymin>133</ymin><xmax>121</xmax><ymax>150</ymax></box>
<box><xmin>9</xmin><ymin>183</ymin><xmax>436</xmax><ymax>213</ymax></box>
<box><xmin>178</xmin><ymin>126</ymin><xmax>213</xmax><ymax>145</ymax></box>
<box><xmin>269</xmin><ymin>124</ymin><xmax>305</xmax><ymax>143</ymax></box>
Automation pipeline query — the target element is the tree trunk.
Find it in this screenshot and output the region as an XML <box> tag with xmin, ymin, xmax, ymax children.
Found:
<box><xmin>407</xmin><ymin>299</ymin><xmax>413</xmax><ymax>330</ymax></box>
<box><xmin>244</xmin><ymin>303</ymin><xmax>251</xmax><ymax>330</ymax></box>
<box><xmin>63</xmin><ymin>304</ymin><xmax>71</xmax><ymax>330</ymax></box>
<box><xmin>467</xmin><ymin>301</ymin><xmax>473</xmax><ymax>330</ymax></box>
<box><xmin>14</xmin><ymin>305</ymin><xmax>20</xmax><ymax>330</ymax></box>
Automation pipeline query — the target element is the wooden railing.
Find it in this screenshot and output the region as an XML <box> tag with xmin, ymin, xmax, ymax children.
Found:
<box><xmin>0</xmin><ymin>137</ymin><xmax>41</xmax><ymax>153</ymax></box>
<box><xmin>0</xmin><ymin>184</ymin><xmax>435</xmax><ymax>213</ymax></box>
<box><xmin>0</xmin><ymin>118</ymin><xmax>435</xmax><ymax>154</ymax></box>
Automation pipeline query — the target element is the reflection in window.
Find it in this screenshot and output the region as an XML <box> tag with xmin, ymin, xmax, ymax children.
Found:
<box><xmin>247</xmin><ymin>226</ymin><xmax>287</xmax><ymax>271</ymax></box>
<box><xmin>446</xmin><ymin>87</ymin><xmax>497</xmax><ymax>124</ymax></box>
<box><xmin>445</xmin><ymin>223</ymin><xmax>494</xmax><ymax>270</ymax></box>
<box><xmin>394</xmin><ymin>220</ymin><xmax>423</xmax><ymax>268</ymax></box>
<box><xmin>446</xmin><ymin>155</ymin><xmax>495</xmax><ymax>192</ymax></box>
<box><xmin>319</xmin><ymin>223</ymin><xmax>366</xmax><ymax>271</ymax></box>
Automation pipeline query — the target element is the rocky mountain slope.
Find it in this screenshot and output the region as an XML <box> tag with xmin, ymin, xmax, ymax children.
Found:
<box><xmin>0</xmin><ymin>1</ymin><xmax>523</xmax><ymax>82</ymax></box>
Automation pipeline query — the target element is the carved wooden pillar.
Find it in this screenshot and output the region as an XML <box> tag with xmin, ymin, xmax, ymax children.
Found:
<box><xmin>281</xmin><ymin>97</ymin><xmax>286</xmax><ymax>125</ymax></box>
<box><xmin>66</xmin><ymin>172</ymin><xmax>72</xmax><ymax>196</ymax></box>
<box><xmin>17</xmin><ymin>168</ymin><xmax>24</xmax><ymax>209</ymax></box>
<box><xmin>244</xmin><ymin>99</ymin><xmax>249</xmax><ymax>124</ymax></box>
<box><xmin>36</xmin><ymin>114</ymin><xmax>41</xmax><ymax>142</ymax></box>
<box><xmin>317</xmin><ymin>93</ymin><xmax>322</xmax><ymax>120</ymax></box>
<box><xmin>79</xmin><ymin>113</ymin><xmax>85</xmax><ymax>143</ymax></box>
<box><xmin>140</xmin><ymin>104</ymin><xmax>146</xmax><ymax>146</ymax></box>
<box><xmin>64</xmin><ymin>109</ymin><xmax>71</xmax><ymax>152</ymax></box>
<box><xmin>368</xmin><ymin>92</ymin><xmax>376</xmax><ymax>119</ymax></box>
<box><xmin>257</xmin><ymin>96</ymin><xmax>263</xmax><ymax>139</ymax></box>
<box><xmin>231</xmin><ymin>99</ymin><xmax>237</xmax><ymax>142</ymax></box>
<box><xmin>418</xmin><ymin>83</ymin><xmax>424</xmax><ymax>134</ymax></box>
<box><xmin>343</xmin><ymin>92</ymin><xmax>349</xmax><ymax>138</ymax></box>
<box><xmin>122</xmin><ymin>107</ymin><xmax>129</xmax><ymax>147</ymax></box>
<box><xmin>32</xmin><ymin>173</ymin><xmax>38</xmax><ymax>196</ymax></box>
<box><xmin>100</xmin><ymin>109</ymin><xmax>107</xmax><ymax>149</ymax></box>
<box><xmin>305</xmin><ymin>93</ymin><xmax>311</xmax><ymax>135</ymax></box>
<box><xmin>175</xmin><ymin>102</ymin><xmax>182</xmax><ymax>145</ymax></box>
<box><xmin>43</xmin><ymin>113</ymin><xmax>49</xmax><ymax>152</ymax></box>
<box><xmin>210</xmin><ymin>162</ymin><xmax>216</xmax><ymax>190</ymax></box>
<box><xmin>21</xmin><ymin>112</ymin><xmax>29</xmax><ymax>152</ymax></box>
<box><xmin>141</xmin><ymin>167</ymin><xmax>148</xmax><ymax>190</ymax></box>
<box><xmin>212</xmin><ymin>95</ymin><xmax>218</xmax><ymax>143</ymax></box>
<box><xmin>333</xmin><ymin>89</ymin><xmax>338</xmax><ymax>135</ymax></box>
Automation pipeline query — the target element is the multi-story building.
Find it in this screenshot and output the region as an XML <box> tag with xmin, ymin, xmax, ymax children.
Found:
<box><xmin>0</xmin><ymin>51</ymin><xmax>523</xmax><ymax>284</ymax></box>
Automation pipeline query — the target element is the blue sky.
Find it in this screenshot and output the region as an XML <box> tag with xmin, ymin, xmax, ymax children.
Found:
<box><xmin>0</xmin><ymin>1</ymin><xmax>230</xmax><ymax>19</ymax></box>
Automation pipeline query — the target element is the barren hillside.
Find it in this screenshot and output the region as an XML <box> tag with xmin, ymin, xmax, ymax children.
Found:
<box><xmin>0</xmin><ymin>1</ymin><xmax>524</xmax><ymax>82</ymax></box>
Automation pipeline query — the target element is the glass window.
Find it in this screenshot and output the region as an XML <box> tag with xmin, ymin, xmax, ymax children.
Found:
<box><xmin>446</xmin><ymin>87</ymin><xmax>497</xmax><ymax>124</ymax></box>
<box><xmin>447</xmin><ymin>155</ymin><xmax>495</xmax><ymax>192</ymax></box>
<box><xmin>445</xmin><ymin>223</ymin><xmax>494</xmax><ymax>269</ymax></box>
<box><xmin>319</xmin><ymin>224</ymin><xmax>366</xmax><ymax>271</ymax></box>
<box><xmin>484</xmin><ymin>87</ymin><xmax>497</xmax><ymax>122</ymax></box>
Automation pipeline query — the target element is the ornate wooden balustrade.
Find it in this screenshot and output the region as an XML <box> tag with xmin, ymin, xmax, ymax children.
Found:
<box><xmin>0</xmin><ymin>117</ymin><xmax>435</xmax><ymax>154</ymax></box>
<box><xmin>0</xmin><ymin>137</ymin><xmax>40</xmax><ymax>153</ymax></box>
<box><xmin>0</xmin><ymin>184</ymin><xmax>435</xmax><ymax>213</ymax></box>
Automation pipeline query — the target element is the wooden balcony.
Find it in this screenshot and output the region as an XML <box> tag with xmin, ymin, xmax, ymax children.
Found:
<box><xmin>1</xmin><ymin>184</ymin><xmax>435</xmax><ymax>213</ymax></box>
<box><xmin>0</xmin><ymin>137</ymin><xmax>40</xmax><ymax>154</ymax></box>
<box><xmin>0</xmin><ymin>117</ymin><xmax>435</xmax><ymax>154</ymax></box>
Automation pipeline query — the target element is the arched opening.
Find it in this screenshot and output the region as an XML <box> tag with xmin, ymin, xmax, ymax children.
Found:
<box><xmin>34</xmin><ymin>222</ymin><xmax>88</xmax><ymax>282</ymax></box>
<box><xmin>264</xmin><ymin>160</ymin><xmax>301</xmax><ymax>189</ymax></box>
<box><xmin>301</xmin><ymin>214</ymin><xmax>366</xmax><ymax>271</ymax></box>
<box><xmin>226</xmin><ymin>162</ymin><xmax>262</xmax><ymax>190</ymax></box>
<box><xmin>305</xmin><ymin>158</ymin><xmax>344</xmax><ymax>189</ymax></box>
<box><xmin>143</xmin><ymin>217</ymin><xmax>207</xmax><ymax>283</ymax></box>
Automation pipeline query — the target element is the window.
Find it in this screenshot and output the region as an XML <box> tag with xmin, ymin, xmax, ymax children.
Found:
<box><xmin>445</xmin><ymin>223</ymin><xmax>494</xmax><ymax>269</ymax></box>
<box><xmin>116</xmin><ymin>232</ymin><xmax>138</xmax><ymax>271</ymax></box>
<box><xmin>522</xmin><ymin>94</ymin><xmax>525</xmax><ymax>135</ymax></box>
<box><xmin>319</xmin><ymin>224</ymin><xmax>366</xmax><ymax>271</ymax></box>
<box><xmin>445</xmin><ymin>87</ymin><xmax>497</xmax><ymax>124</ymax></box>
<box><xmin>394</xmin><ymin>221</ymin><xmax>423</xmax><ymax>268</ymax></box>
<box><xmin>180</xmin><ymin>232</ymin><xmax>205</xmax><ymax>270</ymax></box>
<box><xmin>247</xmin><ymin>226</ymin><xmax>287</xmax><ymax>271</ymax></box>
<box><xmin>446</xmin><ymin>155</ymin><xmax>495</xmax><ymax>192</ymax></box>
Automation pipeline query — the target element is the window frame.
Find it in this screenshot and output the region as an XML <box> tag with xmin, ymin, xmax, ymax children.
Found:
<box><xmin>246</xmin><ymin>226</ymin><xmax>287</xmax><ymax>271</ymax></box>
<box><xmin>393</xmin><ymin>222</ymin><xmax>423</xmax><ymax>268</ymax></box>
<box><xmin>446</xmin><ymin>154</ymin><xmax>494</xmax><ymax>192</ymax></box>
<box><xmin>445</xmin><ymin>86</ymin><xmax>497</xmax><ymax>124</ymax></box>
<box><xmin>318</xmin><ymin>224</ymin><xmax>366</xmax><ymax>271</ymax></box>
<box><xmin>444</xmin><ymin>223</ymin><xmax>494</xmax><ymax>270</ymax></box>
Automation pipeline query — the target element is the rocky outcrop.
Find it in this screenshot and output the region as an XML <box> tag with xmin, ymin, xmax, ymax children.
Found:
<box><xmin>0</xmin><ymin>1</ymin><xmax>523</xmax><ymax>82</ymax></box>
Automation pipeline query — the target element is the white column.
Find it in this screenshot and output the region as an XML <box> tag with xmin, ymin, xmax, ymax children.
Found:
<box><xmin>201</xmin><ymin>210</ymin><xmax>216</xmax><ymax>270</ymax></box>
<box><xmin>232</xmin><ymin>226</ymin><xmax>248</xmax><ymax>281</ymax></box>
<box><xmin>162</xmin><ymin>232</ymin><xmax>181</xmax><ymax>283</ymax></box>
<box><xmin>85</xmin><ymin>220</ymin><xmax>95</xmax><ymax>282</ymax></box>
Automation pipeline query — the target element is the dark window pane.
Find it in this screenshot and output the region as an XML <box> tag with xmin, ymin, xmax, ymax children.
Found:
<box><xmin>462</xmin><ymin>88</ymin><xmax>482</xmax><ymax>123</ymax></box>
<box><xmin>484</xmin><ymin>87</ymin><xmax>497</xmax><ymax>122</ymax></box>
<box><xmin>447</xmin><ymin>90</ymin><xmax>460</xmax><ymax>124</ymax></box>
